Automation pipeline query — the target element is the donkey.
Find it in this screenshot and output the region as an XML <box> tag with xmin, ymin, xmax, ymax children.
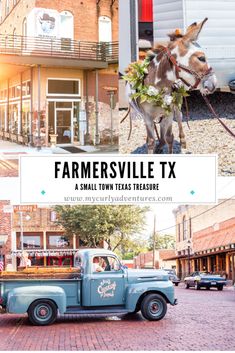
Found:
<box><xmin>128</xmin><ymin>18</ymin><xmax>217</xmax><ymax>153</ymax></box>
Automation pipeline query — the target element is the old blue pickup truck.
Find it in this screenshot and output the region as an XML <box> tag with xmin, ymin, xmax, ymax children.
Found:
<box><xmin>0</xmin><ymin>249</ymin><xmax>177</xmax><ymax>325</ymax></box>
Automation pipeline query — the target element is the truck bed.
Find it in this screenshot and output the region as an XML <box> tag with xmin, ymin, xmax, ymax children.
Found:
<box><xmin>0</xmin><ymin>267</ymin><xmax>81</xmax><ymax>280</ymax></box>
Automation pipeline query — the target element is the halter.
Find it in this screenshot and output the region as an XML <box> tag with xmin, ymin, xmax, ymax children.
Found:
<box><xmin>163</xmin><ymin>47</ymin><xmax>213</xmax><ymax>90</ymax></box>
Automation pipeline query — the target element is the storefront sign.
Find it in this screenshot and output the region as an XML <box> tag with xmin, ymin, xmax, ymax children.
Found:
<box><xmin>20</xmin><ymin>155</ymin><xmax>217</xmax><ymax>205</ymax></box>
<box><xmin>27</xmin><ymin>8</ymin><xmax>60</xmax><ymax>38</ymax></box>
<box><xmin>13</xmin><ymin>205</ymin><xmax>38</xmax><ymax>213</ymax></box>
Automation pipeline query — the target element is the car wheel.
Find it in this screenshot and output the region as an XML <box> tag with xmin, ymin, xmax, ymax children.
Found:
<box><xmin>141</xmin><ymin>294</ymin><xmax>167</xmax><ymax>321</ymax></box>
<box><xmin>174</xmin><ymin>283</ymin><xmax>179</xmax><ymax>287</ymax></box>
<box><xmin>28</xmin><ymin>299</ymin><xmax>57</xmax><ymax>326</ymax></box>
<box><xmin>185</xmin><ymin>282</ymin><xmax>189</xmax><ymax>289</ymax></box>
<box><xmin>217</xmin><ymin>286</ymin><xmax>223</xmax><ymax>291</ymax></box>
<box><xmin>194</xmin><ymin>282</ymin><xmax>200</xmax><ymax>290</ymax></box>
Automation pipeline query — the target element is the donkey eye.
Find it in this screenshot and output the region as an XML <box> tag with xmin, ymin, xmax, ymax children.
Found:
<box><xmin>198</xmin><ymin>56</ymin><xmax>206</xmax><ymax>62</ymax></box>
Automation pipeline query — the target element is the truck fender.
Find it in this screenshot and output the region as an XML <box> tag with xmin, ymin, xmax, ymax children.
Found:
<box><xmin>125</xmin><ymin>281</ymin><xmax>175</xmax><ymax>312</ymax></box>
<box><xmin>7</xmin><ymin>286</ymin><xmax>67</xmax><ymax>314</ymax></box>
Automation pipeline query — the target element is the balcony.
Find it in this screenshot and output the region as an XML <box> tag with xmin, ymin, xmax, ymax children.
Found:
<box><xmin>0</xmin><ymin>34</ymin><xmax>118</xmax><ymax>69</ymax></box>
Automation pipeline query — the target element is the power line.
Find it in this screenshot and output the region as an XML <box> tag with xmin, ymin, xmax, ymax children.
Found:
<box><xmin>156</xmin><ymin>195</ymin><xmax>235</xmax><ymax>234</ymax></box>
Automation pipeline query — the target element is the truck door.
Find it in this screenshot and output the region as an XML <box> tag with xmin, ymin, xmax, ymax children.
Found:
<box><xmin>90</xmin><ymin>255</ymin><xmax>126</xmax><ymax>306</ymax></box>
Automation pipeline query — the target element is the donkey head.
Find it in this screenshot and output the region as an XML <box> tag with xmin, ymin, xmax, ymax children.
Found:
<box><xmin>167</xmin><ymin>18</ymin><xmax>217</xmax><ymax>94</ymax></box>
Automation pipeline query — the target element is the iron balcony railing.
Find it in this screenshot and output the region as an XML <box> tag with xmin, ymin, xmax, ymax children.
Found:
<box><xmin>0</xmin><ymin>34</ymin><xmax>118</xmax><ymax>63</ymax></box>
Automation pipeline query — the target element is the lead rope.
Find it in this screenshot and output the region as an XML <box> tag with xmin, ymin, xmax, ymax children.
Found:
<box><xmin>184</xmin><ymin>96</ymin><xmax>191</xmax><ymax>130</ymax></box>
<box><xmin>202</xmin><ymin>95</ymin><xmax>235</xmax><ymax>138</ymax></box>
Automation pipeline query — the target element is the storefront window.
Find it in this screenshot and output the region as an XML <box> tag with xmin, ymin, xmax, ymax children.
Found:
<box><xmin>23</xmin><ymin>235</ymin><xmax>41</xmax><ymax>249</ymax></box>
<box><xmin>0</xmin><ymin>89</ymin><xmax>7</xmax><ymax>101</ymax></box>
<box><xmin>73</xmin><ymin>101</ymin><xmax>80</xmax><ymax>142</ymax></box>
<box><xmin>47</xmin><ymin>256</ymin><xmax>72</xmax><ymax>267</ymax></box>
<box><xmin>9</xmin><ymin>103</ymin><xmax>19</xmax><ymax>133</ymax></box>
<box><xmin>183</xmin><ymin>216</ymin><xmax>187</xmax><ymax>240</ymax></box>
<box><xmin>22</xmin><ymin>81</ymin><xmax>31</xmax><ymax>96</ymax></box>
<box><xmin>0</xmin><ymin>105</ymin><xmax>6</xmax><ymax>130</ymax></box>
<box><xmin>48</xmin><ymin>101</ymin><xmax>55</xmax><ymax>134</ymax></box>
<box><xmin>30</xmin><ymin>256</ymin><xmax>44</xmax><ymax>266</ymax></box>
<box><xmin>22</xmin><ymin>101</ymin><xmax>30</xmax><ymax>135</ymax></box>
<box><xmin>9</xmin><ymin>85</ymin><xmax>20</xmax><ymax>99</ymax></box>
<box><xmin>48</xmin><ymin>235</ymin><xmax>71</xmax><ymax>249</ymax></box>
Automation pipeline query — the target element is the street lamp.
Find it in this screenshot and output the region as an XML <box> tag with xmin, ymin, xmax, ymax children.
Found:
<box><xmin>187</xmin><ymin>239</ymin><xmax>191</xmax><ymax>275</ymax></box>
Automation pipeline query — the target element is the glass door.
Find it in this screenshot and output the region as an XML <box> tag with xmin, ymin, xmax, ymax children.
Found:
<box><xmin>56</xmin><ymin>109</ymin><xmax>73</xmax><ymax>144</ymax></box>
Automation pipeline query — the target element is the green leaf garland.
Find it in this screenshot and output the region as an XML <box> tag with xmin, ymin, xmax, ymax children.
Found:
<box><xmin>123</xmin><ymin>58</ymin><xmax>189</xmax><ymax>115</ymax></box>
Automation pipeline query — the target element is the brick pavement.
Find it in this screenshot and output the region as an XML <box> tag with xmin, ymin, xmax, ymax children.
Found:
<box><xmin>0</xmin><ymin>160</ymin><xmax>19</xmax><ymax>177</ymax></box>
<box><xmin>0</xmin><ymin>286</ymin><xmax>234</xmax><ymax>351</ymax></box>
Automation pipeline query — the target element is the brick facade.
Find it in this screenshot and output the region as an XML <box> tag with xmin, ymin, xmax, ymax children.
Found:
<box><xmin>134</xmin><ymin>249</ymin><xmax>176</xmax><ymax>269</ymax></box>
<box><xmin>12</xmin><ymin>207</ymin><xmax>63</xmax><ymax>232</ymax></box>
<box><xmin>173</xmin><ymin>199</ymin><xmax>235</xmax><ymax>281</ymax></box>
<box><xmin>0</xmin><ymin>0</ymin><xmax>119</xmax><ymax>147</ymax></box>
<box><xmin>0</xmin><ymin>200</ymin><xmax>12</xmax><ymax>266</ymax></box>
<box><xmin>0</xmin><ymin>0</ymin><xmax>118</xmax><ymax>42</ymax></box>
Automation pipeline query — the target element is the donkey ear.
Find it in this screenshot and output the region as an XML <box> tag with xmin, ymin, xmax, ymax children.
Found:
<box><xmin>183</xmin><ymin>18</ymin><xmax>208</xmax><ymax>44</ymax></box>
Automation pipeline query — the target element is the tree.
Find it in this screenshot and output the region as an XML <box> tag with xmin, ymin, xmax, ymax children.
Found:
<box><xmin>119</xmin><ymin>235</ymin><xmax>149</xmax><ymax>260</ymax></box>
<box><xmin>148</xmin><ymin>233</ymin><xmax>176</xmax><ymax>250</ymax></box>
<box><xmin>54</xmin><ymin>205</ymin><xmax>149</xmax><ymax>251</ymax></box>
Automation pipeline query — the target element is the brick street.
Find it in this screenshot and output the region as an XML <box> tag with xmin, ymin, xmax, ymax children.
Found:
<box><xmin>0</xmin><ymin>286</ymin><xmax>234</xmax><ymax>351</ymax></box>
<box><xmin>0</xmin><ymin>159</ymin><xmax>18</xmax><ymax>177</ymax></box>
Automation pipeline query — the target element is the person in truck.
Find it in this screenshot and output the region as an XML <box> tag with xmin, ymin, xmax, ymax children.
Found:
<box><xmin>92</xmin><ymin>257</ymin><xmax>104</xmax><ymax>272</ymax></box>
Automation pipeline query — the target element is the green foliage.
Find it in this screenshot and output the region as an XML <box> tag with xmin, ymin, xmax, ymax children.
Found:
<box><xmin>54</xmin><ymin>205</ymin><xmax>149</xmax><ymax>252</ymax></box>
<box><xmin>123</xmin><ymin>59</ymin><xmax>189</xmax><ymax>114</ymax></box>
<box><xmin>148</xmin><ymin>233</ymin><xmax>176</xmax><ymax>250</ymax></box>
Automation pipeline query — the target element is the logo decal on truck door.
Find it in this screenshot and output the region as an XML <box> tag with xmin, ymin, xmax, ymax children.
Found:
<box><xmin>97</xmin><ymin>279</ymin><xmax>116</xmax><ymax>298</ymax></box>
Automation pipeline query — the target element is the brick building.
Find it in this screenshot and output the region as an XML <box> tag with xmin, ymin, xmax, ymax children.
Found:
<box><xmin>173</xmin><ymin>199</ymin><xmax>235</xmax><ymax>281</ymax></box>
<box><xmin>0</xmin><ymin>202</ymin><xmax>102</xmax><ymax>270</ymax></box>
<box><xmin>134</xmin><ymin>249</ymin><xmax>176</xmax><ymax>269</ymax></box>
<box><xmin>0</xmin><ymin>200</ymin><xmax>12</xmax><ymax>267</ymax></box>
<box><xmin>0</xmin><ymin>0</ymin><xmax>118</xmax><ymax>148</ymax></box>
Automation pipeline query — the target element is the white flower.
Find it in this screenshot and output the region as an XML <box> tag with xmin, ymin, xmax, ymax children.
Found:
<box><xmin>174</xmin><ymin>79</ymin><xmax>184</xmax><ymax>88</ymax></box>
<box><xmin>163</xmin><ymin>94</ymin><xmax>173</xmax><ymax>106</ymax></box>
<box><xmin>147</xmin><ymin>86</ymin><xmax>159</xmax><ymax>96</ymax></box>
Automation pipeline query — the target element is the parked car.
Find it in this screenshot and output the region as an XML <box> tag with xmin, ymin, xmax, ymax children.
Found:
<box><xmin>164</xmin><ymin>269</ymin><xmax>180</xmax><ymax>286</ymax></box>
<box><xmin>184</xmin><ymin>271</ymin><xmax>227</xmax><ymax>290</ymax></box>
<box><xmin>0</xmin><ymin>249</ymin><xmax>177</xmax><ymax>326</ymax></box>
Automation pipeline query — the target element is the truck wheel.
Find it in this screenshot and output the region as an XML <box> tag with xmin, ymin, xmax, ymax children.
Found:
<box><xmin>141</xmin><ymin>294</ymin><xmax>167</xmax><ymax>321</ymax></box>
<box><xmin>217</xmin><ymin>286</ymin><xmax>223</xmax><ymax>291</ymax></box>
<box><xmin>28</xmin><ymin>300</ymin><xmax>57</xmax><ymax>326</ymax></box>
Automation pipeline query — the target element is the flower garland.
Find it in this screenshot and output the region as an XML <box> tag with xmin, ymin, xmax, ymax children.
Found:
<box><xmin>123</xmin><ymin>58</ymin><xmax>189</xmax><ymax>115</ymax></box>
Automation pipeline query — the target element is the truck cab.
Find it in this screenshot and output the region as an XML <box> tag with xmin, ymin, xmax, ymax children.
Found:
<box><xmin>0</xmin><ymin>249</ymin><xmax>177</xmax><ymax>325</ymax></box>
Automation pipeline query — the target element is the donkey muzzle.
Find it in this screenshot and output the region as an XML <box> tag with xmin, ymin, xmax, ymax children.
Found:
<box><xmin>201</xmin><ymin>72</ymin><xmax>217</xmax><ymax>94</ymax></box>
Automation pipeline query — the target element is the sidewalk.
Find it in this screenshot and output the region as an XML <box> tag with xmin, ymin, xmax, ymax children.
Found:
<box><xmin>0</xmin><ymin>140</ymin><xmax>118</xmax><ymax>157</ymax></box>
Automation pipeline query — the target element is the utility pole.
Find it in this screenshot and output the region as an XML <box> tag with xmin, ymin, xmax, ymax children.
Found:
<box><xmin>153</xmin><ymin>213</ymin><xmax>156</xmax><ymax>269</ymax></box>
